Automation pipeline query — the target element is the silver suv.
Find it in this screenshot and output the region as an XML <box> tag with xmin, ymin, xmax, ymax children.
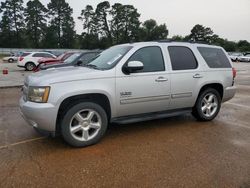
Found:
<box><xmin>20</xmin><ymin>42</ymin><xmax>236</xmax><ymax>147</ymax></box>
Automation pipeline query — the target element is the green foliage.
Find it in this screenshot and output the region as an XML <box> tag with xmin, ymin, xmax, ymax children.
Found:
<box><xmin>187</xmin><ymin>24</ymin><xmax>214</xmax><ymax>43</ymax></box>
<box><xmin>25</xmin><ymin>0</ymin><xmax>48</xmax><ymax>48</ymax></box>
<box><xmin>0</xmin><ymin>0</ymin><xmax>25</xmax><ymax>47</ymax></box>
<box><xmin>139</xmin><ymin>19</ymin><xmax>168</xmax><ymax>41</ymax></box>
<box><xmin>47</xmin><ymin>0</ymin><xmax>76</xmax><ymax>48</ymax></box>
<box><xmin>0</xmin><ymin>0</ymin><xmax>249</xmax><ymax>52</ymax></box>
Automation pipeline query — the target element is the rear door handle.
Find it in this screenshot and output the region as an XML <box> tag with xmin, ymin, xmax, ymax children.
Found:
<box><xmin>155</xmin><ymin>77</ymin><xmax>168</xmax><ymax>82</ymax></box>
<box><xmin>193</xmin><ymin>74</ymin><xmax>203</xmax><ymax>78</ymax></box>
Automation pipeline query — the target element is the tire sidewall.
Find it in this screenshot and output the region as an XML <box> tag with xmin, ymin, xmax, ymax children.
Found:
<box><xmin>61</xmin><ymin>102</ymin><xmax>108</xmax><ymax>147</ymax></box>
<box><xmin>25</xmin><ymin>62</ymin><xmax>36</xmax><ymax>71</ymax></box>
<box><xmin>195</xmin><ymin>88</ymin><xmax>221</xmax><ymax>121</ymax></box>
<box><xmin>8</xmin><ymin>58</ymin><xmax>14</xmax><ymax>63</ymax></box>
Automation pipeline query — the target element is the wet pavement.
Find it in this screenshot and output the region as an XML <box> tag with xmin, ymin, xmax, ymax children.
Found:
<box><xmin>0</xmin><ymin>63</ymin><xmax>250</xmax><ymax>187</ymax></box>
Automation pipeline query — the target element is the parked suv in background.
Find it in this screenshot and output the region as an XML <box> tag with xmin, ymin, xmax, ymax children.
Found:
<box><xmin>17</xmin><ymin>52</ymin><xmax>56</xmax><ymax>71</ymax></box>
<box><xmin>20</xmin><ymin>42</ymin><xmax>236</xmax><ymax>147</ymax></box>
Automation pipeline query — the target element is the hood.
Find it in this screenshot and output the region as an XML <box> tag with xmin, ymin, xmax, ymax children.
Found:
<box><xmin>26</xmin><ymin>66</ymin><xmax>113</xmax><ymax>86</ymax></box>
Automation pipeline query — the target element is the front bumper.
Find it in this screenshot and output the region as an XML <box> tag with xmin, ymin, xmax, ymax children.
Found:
<box><xmin>222</xmin><ymin>86</ymin><xmax>236</xmax><ymax>102</ymax></box>
<box><xmin>19</xmin><ymin>97</ymin><xmax>58</xmax><ymax>133</ymax></box>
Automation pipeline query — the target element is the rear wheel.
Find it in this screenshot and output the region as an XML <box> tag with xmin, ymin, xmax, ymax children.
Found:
<box><xmin>61</xmin><ymin>102</ymin><xmax>108</xmax><ymax>147</ymax></box>
<box><xmin>25</xmin><ymin>62</ymin><xmax>36</xmax><ymax>71</ymax></box>
<box><xmin>8</xmin><ymin>58</ymin><xmax>14</xmax><ymax>63</ymax></box>
<box><xmin>192</xmin><ymin>88</ymin><xmax>221</xmax><ymax>121</ymax></box>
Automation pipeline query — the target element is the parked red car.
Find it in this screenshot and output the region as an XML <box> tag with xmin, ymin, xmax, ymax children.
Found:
<box><xmin>34</xmin><ymin>52</ymin><xmax>75</xmax><ymax>72</ymax></box>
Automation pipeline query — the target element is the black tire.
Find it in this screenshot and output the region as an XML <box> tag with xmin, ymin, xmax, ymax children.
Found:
<box><xmin>8</xmin><ymin>58</ymin><xmax>14</xmax><ymax>63</ymax></box>
<box><xmin>25</xmin><ymin>62</ymin><xmax>36</xmax><ymax>71</ymax></box>
<box><xmin>192</xmin><ymin>88</ymin><xmax>221</xmax><ymax>121</ymax></box>
<box><xmin>61</xmin><ymin>102</ymin><xmax>108</xmax><ymax>147</ymax></box>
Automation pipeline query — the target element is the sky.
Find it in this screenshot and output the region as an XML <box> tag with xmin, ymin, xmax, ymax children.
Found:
<box><xmin>23</xmin><ymin>0</ymin><xmax>250</xmax><ymax>41</ymax></box>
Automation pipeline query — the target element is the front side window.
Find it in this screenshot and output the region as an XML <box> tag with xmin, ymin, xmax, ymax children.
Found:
<box><xmin>198</xmin><ymin>47</ymin><xmax>231</xmax><ymax>68</ymax></box>
<box><xmin>168</xmin><ymin>46</ymin><xmax>198</xmax><ymax>71</ymax></box>
<box><xmin>127</xmin><ymin>46</ymin><xmax>165</xmax><ymax>73</ymax></box>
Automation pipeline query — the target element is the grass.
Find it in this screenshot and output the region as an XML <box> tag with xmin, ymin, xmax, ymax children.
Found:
<box><xmin>0</xmin><ymin>54</ymin><xmax>7</xmax><ymax>59</ymax></box>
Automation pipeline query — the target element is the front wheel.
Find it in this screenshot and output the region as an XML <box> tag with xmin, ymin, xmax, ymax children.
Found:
<box><xmin>192</xmin><ymin>88</ymin><xmax>221</xmax><ymax>121</ymax></box>
<box><xmin>25</xmin><ymin>62</ymin><xmax>36</xmax><ymax>71</ymax></box>
<box><xmin>61</xmin><ymin>102</ymin><xmax>108</xmax><ymax>147</ymax></box>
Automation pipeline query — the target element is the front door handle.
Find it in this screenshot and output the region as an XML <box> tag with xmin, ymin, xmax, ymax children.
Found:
<box><xmin>193</xmin><ymin>74</ymin><xmax>203</xmax><ymax>79</ymax></box>
<box><xmin>155</xmin><ymin>76</ymin><xmax>168</xmax><ymax>82</ymax></box>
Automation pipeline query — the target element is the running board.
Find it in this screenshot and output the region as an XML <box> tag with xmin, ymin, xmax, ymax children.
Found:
<box><xmin>111</xmin><ymin>108</ymin><xmax>192</xmax><ymax>124</ymax></box>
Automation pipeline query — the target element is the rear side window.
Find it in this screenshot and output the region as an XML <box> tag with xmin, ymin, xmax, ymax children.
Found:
<box><xmin>33</xmin><ymin>53</ymin><xmax>53</xmax><ymax>58</ymax></box>
<box><xmin>168</xmin><ymin>46</ymin><xmax>198</xmax><ymax>70</ymax></box>
<box><xmin>43</xmin><ymin>53</ymin><xmax>54</xmax><ymax>58</ymax></box>
<box><xmin>198</xmin><ymin>47</ymin><xmax>231</xmax><ymax>68</ymax></box>
<box><xmin>21</xmin><ymin>53</ymin><xmax>30</xmax><ymax>57</ymax></box>
<box><xmin>128</xmin><ymin>46</ymin><xmax>165</xmax><ymax>72</ymax></box>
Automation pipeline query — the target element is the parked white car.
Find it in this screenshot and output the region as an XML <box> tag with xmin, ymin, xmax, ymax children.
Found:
<box><xmin>228</xmin><ymin>52</ymin><xmax>243</xmax><ymax>62</ymax></box>
<box><xmin>238</xmin><ymin>54</ymin><xmax>250</xmax><ymax>62</ymax></box>
<box><xmin>17</xmin><ymin>52</ymin><xmax>56</xmax><ymax>71</ymax></box>
<box><xmin>3</xmin><ymin>52</ymin><xmax>23</xmax><ymax>63</ymax></box>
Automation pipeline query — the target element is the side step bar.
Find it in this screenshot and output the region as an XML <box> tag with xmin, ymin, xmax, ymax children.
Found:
<box><xmin>111</xmin><ymin>108</ymin><xmax>192</xmax><ymax>124</ymax></box>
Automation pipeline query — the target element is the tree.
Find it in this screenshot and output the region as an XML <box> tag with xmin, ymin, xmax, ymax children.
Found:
<box><xmin>0</xmin><ymin>0</ymin><xmax>25</xmax><ymax>47</ymax></box>
<box><xmin>95</xmin><ymin>1</ymin><xmax>112</xmax><ymax>45</ymax></box>
<box><xmin>78</xmin><ymin>5</ymin><xmax>97</xmax><ymax>35</ymax></box>
<box><xmin>25</xmin><ymin>0</ymin><xmax>48</xmax><ymax>48</ymax></box>
<box><xmin>237</xmin><ymin>40</ymin><xmax>250</xmax><ymax>52</ymax></box>
<box><xmin>140</xmin><ymin>19</ymin><xmax>168</xmax><ymax>41</ymax></box>
<box><xmin>47</xmin><ymin>0</ymin><xmax>75</xmax><ymax>48</ymax></box>
<box><xmin>110</xmin><ymin>3</ymin><xmax>140</xmax><ymax>44</ymax></box>
<box><xmin>188</xmin><ymin>24</ymin><xmax>214</xmax><ymax>43</ymax></box>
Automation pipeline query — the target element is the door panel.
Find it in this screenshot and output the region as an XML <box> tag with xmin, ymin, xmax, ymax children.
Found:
<box><xmin>116</xmin><ymin>73</ymin><xmax>170</xmax><ymax>117</ymax></box>
<box><xmin>115</xmin><ymin>46</ymin><xmax>170</xmax><ymax>117</ymax></box>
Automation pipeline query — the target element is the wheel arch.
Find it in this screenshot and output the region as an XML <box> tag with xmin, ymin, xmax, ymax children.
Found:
<box><xmin>197</xmin><ymin>83</ymin><xmax>224</xmax><ymax>101</ymax></box>
<box><xmin>56</xmin><ymin>93</ymin><xmax>112</xmax><ymax>134</ymax></box>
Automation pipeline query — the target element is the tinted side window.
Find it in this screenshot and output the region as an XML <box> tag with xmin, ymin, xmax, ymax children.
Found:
<box><xmin>33</xmin><ymin>53</ymin><xmax>47</xmax><ymax>57</ymax></box>
<box><xmin>128</xmin><ymin>46</ymin><xmax>165</xmax><ymax>72</ymax></box>
<box><xmin>21</xmin><ymin>53</ymin><xmax>31</xmax><ymax>57</ymax></box>
<box><xmin>43</xmin><ymin>53</ymin><xmax>54</xmax><ymax>58</ymax></box>
<box><xmin>168</xmin><ymin>46</ymin><xmax>198</xmax><ymax>70</ymax></box>
<box><xmin>198</xmin><ymin>47</ymin><xmax>231</xmax><ymax>68</ymax></box>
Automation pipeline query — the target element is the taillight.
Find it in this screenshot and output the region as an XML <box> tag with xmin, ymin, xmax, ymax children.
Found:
<box><xmin>19</xmin><ymin>57</ymin><xmax>24</xmax><ymax>61</ymax></box>
<box><xmin>232</xmin><ymin>67</ymin><xmax>237</xmax><ymax>78</ymax></box>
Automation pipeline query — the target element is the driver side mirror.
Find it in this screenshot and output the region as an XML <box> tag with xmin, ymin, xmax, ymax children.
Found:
<box><xmin>124</xmin><ymin>61</ymin><xmax>144</xmax><ymax>74</ymax></box>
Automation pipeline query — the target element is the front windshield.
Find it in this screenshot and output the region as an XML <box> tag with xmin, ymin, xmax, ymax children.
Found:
<box><xmin>57</xmin><ymin>53</ymin><xmax>65</xmax><ymax>59</ymax></box>
<box><xmin>86</xmin><ymin>45</ymin><xmax>133</xmax><ymax>70</ymax></box>
<box><xmin>64</xmin><ymin>53</ymin><xmax>81</xmax><ymax>64</ymax></box>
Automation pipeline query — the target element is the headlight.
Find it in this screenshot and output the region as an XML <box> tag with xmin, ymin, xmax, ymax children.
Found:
<box><xmin>28</xmin><ymin>86</ymin><xmax>50</xmax><ymax>103</ymax></box>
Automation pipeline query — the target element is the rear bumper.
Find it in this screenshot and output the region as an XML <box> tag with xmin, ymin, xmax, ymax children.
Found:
<box><xmin>222</xmin><ymin>86</ymin><xmax>236</xmax><ymax>102</ymax></box>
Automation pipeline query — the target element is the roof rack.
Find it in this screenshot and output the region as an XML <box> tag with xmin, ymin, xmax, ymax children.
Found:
<box><xmin>155</xmin><ymin>39</ymin><xmax>209</xmax><ymax>45</ymax></box>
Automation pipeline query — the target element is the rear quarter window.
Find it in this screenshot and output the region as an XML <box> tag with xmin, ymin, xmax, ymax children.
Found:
<box><xmin>21</xmin><ymin>53</ymin><xmax>31</xmax><ymax>57</ymax></box>
<box><xmin>198</xmin><ymin>47</ymin><xmax>231</xmax><ymax>68</ymax></box>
